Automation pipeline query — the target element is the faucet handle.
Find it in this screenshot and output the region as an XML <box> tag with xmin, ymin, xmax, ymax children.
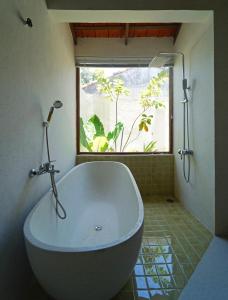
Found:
<box><xmin>48</xmin><ymin>163</ymin><xmax>60</xmax><ymax>174</ymax></box>
<box><xmin>42</xmin><ymin>161</ymin><xmax>56</xmax><ymax>167</ymax></box>
<box><xmin>49</xmin><ymin>168</ymin><xmax>60</xmax><ymax>174</ymax></box>
<box><xmin>178</xmin><ymin>149</ymin><xmax>183</xmax><ymax>160</ymax></box>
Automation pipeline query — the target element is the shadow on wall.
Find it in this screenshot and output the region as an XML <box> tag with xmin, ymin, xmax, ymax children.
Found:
<box><xmin>1</xmin><ymin>160</ymin><xmax>45</xmax><ymax>298</ymax></box>
<box><xmin>15</xmin><ymin>9</ymin><xmax>29</xmax><ymax>26</ymax></box>
<box><xmin>1</xmin><ymin>73</ymin><xmax>52</xmax><ymax>299</ymax></box>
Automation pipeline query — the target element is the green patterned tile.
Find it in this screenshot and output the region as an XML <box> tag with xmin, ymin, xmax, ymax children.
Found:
<box><xmin>134</xmin><ymin>276</ymin><xmax>147</xmax><ymax>289</ymax></box>
<box><xmin>156</xmin><ymin>264</ymin><xmax>170</xmax><ymax>275</ymax></box>
<box><xmin>111</xmin><ymin>196</ymin><xmax>212</xmax><ymax>299</ymax></box>
<box><xmin>143</xmin><ymin>264</ymin><xmax>157</xmax><ymax>276</ymax></box>
<box><xmin>167</xmin><ymin>263</ymin><xmax>183</xmax><ymax>276</ymax></box>
<box><xmin>163</xmin><ymin>289</ymin><xmax>181</xmax><ymax>300</ymax></box>
<box><xmin>181</xmin><ymin>263</ymin><xmax>195</xmax><ymax>278</ymax></box>
<box><xmin>135</xmin><ymin>289</ymin><xmax>151</xmax><ymax>299</ymax></box>
<box><xmin>159</xmin><ymin>275</ymin><xmax>176</xmax><ymax>289</ymax></box>
<box><xmin>146</xmin><ymin>276</ymin><xmax>162</xmax><ymax>289</ymax></box>
<box><xmin>149</xmin><ymin>289</ymin><xmax>164</xmax><ymax>298</ymax></box>
<box><xmin>172</xmin><ymin>274</ymin><xmax>187</xmax><ymax>288</ymax></box>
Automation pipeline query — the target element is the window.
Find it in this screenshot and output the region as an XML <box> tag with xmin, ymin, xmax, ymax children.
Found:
<box><xmin>77</xmin><ymin>66</ymin><xmax>173</xmax><ymax>154</ymax></box>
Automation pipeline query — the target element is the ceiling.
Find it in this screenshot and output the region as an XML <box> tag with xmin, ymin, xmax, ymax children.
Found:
<box><xmin>70</xmin><ymin>23</ymin><xmax>181</xmax><ymax>45</ymax></box>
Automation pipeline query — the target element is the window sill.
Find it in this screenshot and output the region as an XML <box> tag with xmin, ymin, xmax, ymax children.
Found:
<box><xmin>76</xmin><ymin>153</ymin><xmax>174</xmax><ymax>157</ymax></box>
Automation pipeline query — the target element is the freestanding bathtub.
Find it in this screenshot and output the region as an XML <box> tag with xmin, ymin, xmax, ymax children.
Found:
<box><xmin>24</xmin><ymin>161</ymin><xmax>144</xmax><ymax>300</ymax></box>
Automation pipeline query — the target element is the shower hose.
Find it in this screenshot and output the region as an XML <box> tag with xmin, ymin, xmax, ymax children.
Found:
<box><xmin>182</xmin><ymin>87</ymin><xmax>191</xmax><ymax>183</ymax></box>
<box><xmin>45</xmin><ymin>126</ymin><xmax>67</xmax><ymax>219</ymax></box>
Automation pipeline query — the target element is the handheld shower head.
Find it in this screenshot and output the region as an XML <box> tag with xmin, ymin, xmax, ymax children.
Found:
<box><xmin>53</xmin><ymin>100</ymin><xmax>63</xmax><ymax>109</ymax></box>
<box><xmin>47</xmin><ymin>100</ymin><xmax>63</xmax><ymax>123</ymax></box>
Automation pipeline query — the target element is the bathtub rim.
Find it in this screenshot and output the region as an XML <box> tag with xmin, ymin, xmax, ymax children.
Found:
<box><xmin>24</xmin><ymin>161</ymin><xmax>144</xmax><ymax>253</ymax></box>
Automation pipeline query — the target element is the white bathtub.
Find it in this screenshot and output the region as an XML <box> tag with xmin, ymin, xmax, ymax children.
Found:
<box><xmin>24</xmin><ymin>161</ymin><xmax>144</xmax><ymax>300</ymax></box>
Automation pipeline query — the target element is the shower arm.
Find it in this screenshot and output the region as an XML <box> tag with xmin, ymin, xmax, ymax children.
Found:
<box><xmin>159</xmin><ymin>51</ymin><xmax>185</xmax><ymax>78</ymax></box>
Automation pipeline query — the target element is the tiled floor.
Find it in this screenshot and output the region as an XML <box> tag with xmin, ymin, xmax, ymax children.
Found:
<box><xmin>113</xmin><ymin>196</ymin><xmax>212</xmax><ymax>300</ymax></box>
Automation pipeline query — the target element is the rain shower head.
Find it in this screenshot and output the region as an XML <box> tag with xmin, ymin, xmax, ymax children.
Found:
<box><xmin>149</xmin><ymin>54</ymin><xmax>175</xmax><ymax>68</ymax></box>
<box><xmin>47</xmin><ymin>100</ymin><xmax>63</xmax><ymax>123</ymax></box>
<box><xmin>149</xmin><ymin>52</ymin><xmax>185</xmax><ymax>77</ymax></box>
<box><xmin>149</xmin><ymin>52</ymin><xmax>184</xmax><ymax>67</ymax></box>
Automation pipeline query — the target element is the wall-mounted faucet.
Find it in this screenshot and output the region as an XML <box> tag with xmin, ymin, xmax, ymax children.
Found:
<box><xmin>30</xmin><ymin>162</ymin><xmax>60</xmax><ymax>177</ymax></box>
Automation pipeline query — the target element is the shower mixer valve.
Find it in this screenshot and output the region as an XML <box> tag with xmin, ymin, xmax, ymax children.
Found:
<box><xmin>29</xmin><ymin>162</ymin><xmax>60</xmax><ymax>177</ymax></box>
<box><xmin>178</xmin><ymin>149</ymin><xmax>193</xmax><ymax>160</ymax></box>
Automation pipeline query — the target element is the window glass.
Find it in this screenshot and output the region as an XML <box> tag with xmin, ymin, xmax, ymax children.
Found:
<box><xmin>79</xmin><ymin>67</ymin><xmax>170</xmax><ymax>153</ymax></box>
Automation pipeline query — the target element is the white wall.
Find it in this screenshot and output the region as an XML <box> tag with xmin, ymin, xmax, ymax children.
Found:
<box><xmin>75</xmin><ymin>37</ymin><xmax>174</xmax><ymax>63</ymax></box>
<box><xmin>0</xmin><ymin>0</ymin><xmax>75</xmax><ymax>298</ymax></box>
<box><xmin>173</xmin><ymin>19</ymin><xmax>215</xmax><ymax>232</ymax></box>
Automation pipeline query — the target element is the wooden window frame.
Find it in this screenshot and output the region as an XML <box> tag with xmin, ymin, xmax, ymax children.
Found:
<box><xmin>76</xmin><ymin>66</ymin><xmax>173</xmax><ymax>155</ymax></box>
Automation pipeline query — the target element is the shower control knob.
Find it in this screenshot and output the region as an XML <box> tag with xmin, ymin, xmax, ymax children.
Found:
<box><xmin>29</xmin><ymin>169</ymin><xmax>39</xmax><ymax>177</ymax></box>
<box><xmin>178</xmin><ymin>149</ymin><xmax>183</xmax><ymax>159</ymax></box>
<box><xmin>186</xmin><ymin>150</ymin><xmax>193</xmax><ymax>155</ymax></box>
<box><xmin>178</xmin><ymin>149</ymin><xmax>193</xmax><ymax>159</ymax></box>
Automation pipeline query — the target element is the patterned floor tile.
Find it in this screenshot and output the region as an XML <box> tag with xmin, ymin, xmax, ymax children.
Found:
<box><xmin>127</xmin><ymin>196</ymin><xmax>212</xmax><ymax>300</ymax></box>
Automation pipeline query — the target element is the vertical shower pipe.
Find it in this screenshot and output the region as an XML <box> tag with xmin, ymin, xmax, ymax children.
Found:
<box><xmin>178</xmin><ymin>52</ymin><xmax>193</xmax><ymax>183</ymax></box>
<box><xmin>149</xmin><ymin>52</ymin><xmax>193</xmax><ymax>182</ymax></box>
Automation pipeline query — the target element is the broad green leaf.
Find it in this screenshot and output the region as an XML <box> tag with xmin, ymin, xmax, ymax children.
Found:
<box><xmin>92</xmin><ymin>136</ymin><xmax>108</xmax><ymax>152</ymax></box>
<box><xmin>89</xmin><ymin>114</ymin><xmax>105</xmax><ymax>137</ymax></box>
<box><xmin>80</xmin><ymin>118</ymin><xmax>92</xmax><ymax>151</ymax></box>
<box><xmin>107</xmin><ymin>122</ymin><xmax>124</xmax><ymax>142</ymax></box>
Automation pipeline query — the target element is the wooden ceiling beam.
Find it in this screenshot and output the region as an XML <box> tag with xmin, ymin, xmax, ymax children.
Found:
<box><xmin>125</xmin><ymin>23</ymin><xmax>129</xmax><ymax>46</ymax></box>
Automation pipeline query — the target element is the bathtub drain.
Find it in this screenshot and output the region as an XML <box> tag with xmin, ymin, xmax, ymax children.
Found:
<box><xmin>95</xmin><ymin>225</ymin><xmax>103</xmax><ymax>231</ymax></box>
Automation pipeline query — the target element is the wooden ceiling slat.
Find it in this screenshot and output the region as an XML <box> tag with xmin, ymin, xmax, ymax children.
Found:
<box><xmin>73</xmin><ymin>24</ymin><xmax>179</xmax><ymax>31</ymax></box>
<box><xmin>125</xmin><ymin>23</ymin><xmax>129</xmax><ymax>45</ymax></box>
<box><xmin>70</xmin><ymin>22</ymin><xmax>181</xmax><ymax>43</ymax></box>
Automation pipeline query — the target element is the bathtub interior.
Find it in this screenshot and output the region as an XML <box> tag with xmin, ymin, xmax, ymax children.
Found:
<box><xmin>27</xmin><ymin>162</ymin><xmax>142</xmax><ymax>250</ymax></box>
